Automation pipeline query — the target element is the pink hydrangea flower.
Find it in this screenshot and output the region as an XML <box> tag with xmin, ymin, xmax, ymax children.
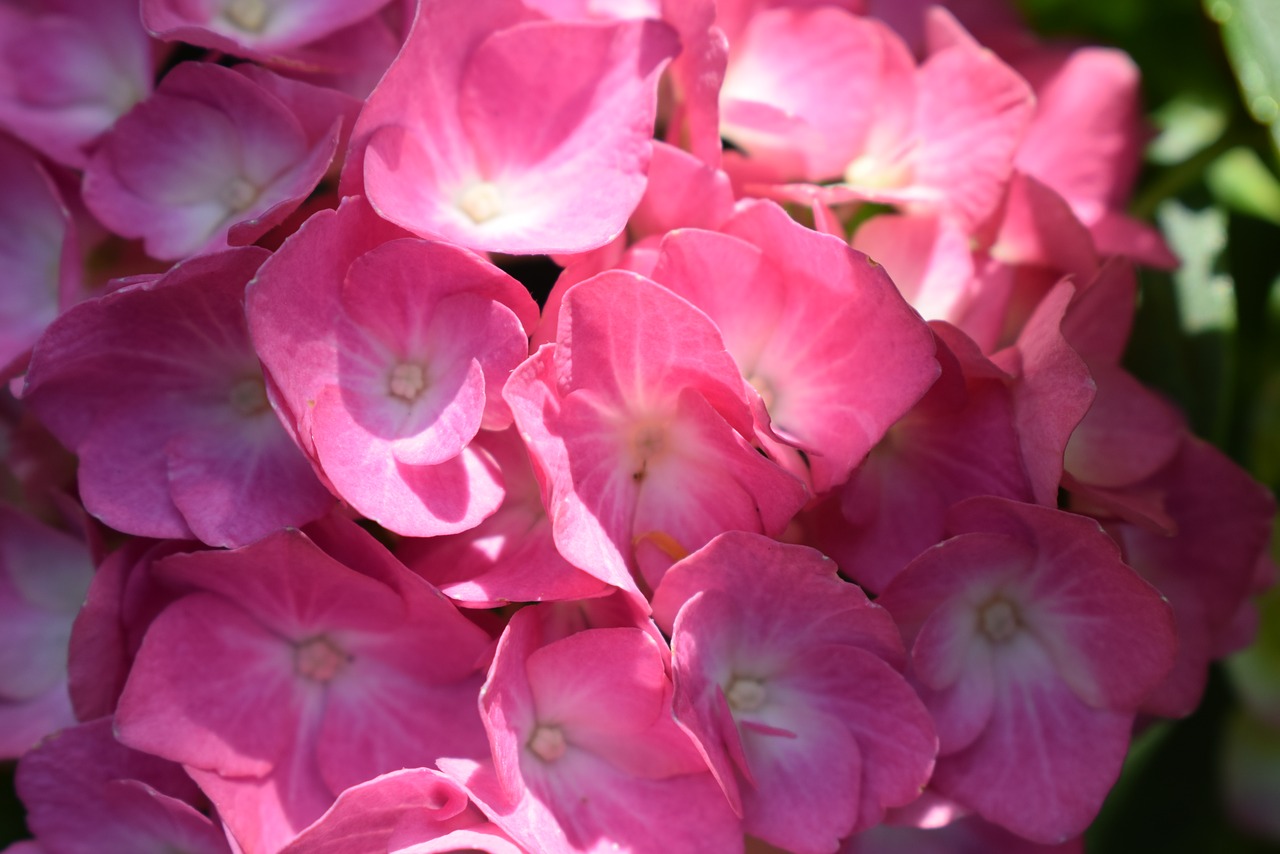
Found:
<box><xmin>806</xmin><ymin>322</ymin><xmax>1033</xmax><ymax>594</ymax></box>
<box><xmin>504</xmin><ymin>270</ymin><xmax>807</xmax><ymax>600</ymax></box>
<box><xmin>348</xmin><ymin>0</ymin><xmax>679</xmax><ymax>254</ymax></box>
<box><xmin>720</xmin><ymin>8</ymin><xmax>1033</xmax><ymax>231</ymax></box>
<box><xmin>652</xmin><ymin>532</ymin><xmax>937</xmax><ymax>852</ymax></box>
<box><xmin>877</xmin><ymin>497</ymin><xmax>1177</xmax><ymax>842</ymax></box>
<box><xmin>442</xmin><ymin>607</ymin><xmax>742</xmax><ymax>853</ymax></box>
<box><xmin>115</xmin><ymin>518</ymin><xmax>493</xmax><ymax>853</ymax></box>
<box><xmin>84</xmin><ymin>62</ymin><xmax>350</xmax><ymax>261</ymax></box>
<box><xmin>1103</xmin><ymin>437</ymin><xmax>1276</xmax><ymax>718</ymax></box>
<box><xmin>22</xmin><ymin>247</ymin><xmax>333</xmax><ymax>547</ymax></box>
<box><xmin>650</xmin><ymin>200</ymin><xmax>940</xmax><ymax>493</ymax></box>
<box><xmin>248</xmin><ymin>196</ymin><xmax>538</xmax><ymax>536</ymax></box>
<box><xmin>0</xmin><ymin>0</ymin><xmax>154</xmax><ymax>167</ymax></box>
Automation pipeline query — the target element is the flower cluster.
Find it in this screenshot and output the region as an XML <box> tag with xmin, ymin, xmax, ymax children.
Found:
<box><xmin>0</xmin><ymin>0</ymin><xmax>1274</xmax><ymax>852</ymax></box>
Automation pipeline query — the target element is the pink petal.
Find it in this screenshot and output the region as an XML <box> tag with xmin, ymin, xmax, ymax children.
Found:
<box><xmin>115</xmin><ymin>594</ymin><xmax>301</xmax><ymax>777</ymax></box>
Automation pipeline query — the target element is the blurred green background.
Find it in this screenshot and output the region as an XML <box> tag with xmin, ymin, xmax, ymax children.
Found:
<box><xmin>1020</xmin><ymin>0</ymin><xmax>1280</xmax><ymax>850</ymax></box>
<box><xmin>3</xmin><ymin>0</ymin><xmax>1280</xmax><ymax>850</ymax></box>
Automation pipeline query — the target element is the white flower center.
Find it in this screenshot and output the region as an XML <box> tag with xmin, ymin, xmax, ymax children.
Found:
<box><xmin>979</xmin><ymin>597</ymin><xmax>1021</xmax><ymax>643</ymax></box>
<box><xmin>294</xmin><ymin>635</ymin><xmax>349</xmax><ymax>683</ymax></box>
<box><xmin>222</xmin><ymin>176</ymin><xmax>259</xmax><ymax>212</ymax></box>
<box><xmin>528</xmin><ymin>724</ymin><xmax>568</xmax><ymax>762</ymax></box>
<box><xmin>229</xmin><ymin>376</ymin><xmax>269</xmax><ymax>417</ymax></box>
<box><xmin>388</xmin><ymin>362</ymin><xmax>427</xmax><ymax>401</ymax></box>
<box><xmin>726</xmin><ymin>677</ymin><xmax>767</xmax><ymax>713</ymax></box>
<box><xmin>459</xmin><ymin>182</ymin><xmax>503</xmax><ymax>224</ymax></box>
<box><xmin>747</xmin><ymin>373</ymin><xmax>776</xmax><ymax>411</ymax></box>
<box><xmin>225</xmin><ymin>0</ymin><xmax>270</xmax><ymax>32</ymax></box>
<box><xmin>627</xmin><ymin>421</ymin><xmax>668</xmax><ymax>482</ymax></box>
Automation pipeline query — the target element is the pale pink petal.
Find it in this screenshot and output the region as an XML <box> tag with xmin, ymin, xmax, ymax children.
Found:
<box><xmin>115</xmin><ymin>593</ymin><xmax>301</xmax><ymax>777</ymax></box>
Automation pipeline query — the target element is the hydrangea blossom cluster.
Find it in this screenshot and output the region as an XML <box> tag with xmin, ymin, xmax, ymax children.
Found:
<box><xmin>0</xmin><ymin>0</ymin><xmax>1274</xmax><ymax>852</ymax></box>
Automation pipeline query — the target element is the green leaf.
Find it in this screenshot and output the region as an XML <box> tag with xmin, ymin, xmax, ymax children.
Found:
<box><xmin>1150</xmin><ymin>95</ymin><xmax>1231</xmax><ymax>165</ymax></box>
<box><xmin>1208</xmin><ymin>0</ymin><xmax>1280</xmax><ymax>154</ymax></box>
<box><xmin>1158</xmin><ymin>200</ymin><xmax>1237</xmax><ymax>334</ymax></box>
<box><xmin>1207</xmin><ymin>147</ymin><xmax>1280</xmax><ymax>223</ymax></box>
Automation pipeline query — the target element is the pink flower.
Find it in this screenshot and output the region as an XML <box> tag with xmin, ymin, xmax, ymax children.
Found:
<box><xmin>348</xmin><ymin>0</ymin><xmax>679</xmax><ymax>254</ymax></box>
<box><xmin>0</xmin><ymin>0</ymin><xmax>154</xmax><ymax>167</ymax></box>
<box><xmin>652</xmin><ymin>532</ymin><xmax>937</xmax><ymax>852</ymax></box>
<box><xmin>22</xmin><ymin>247</ymin><xmax>333</xmax><ymax>547</ymax></box>
<box><xmin>877</xmin><ymin>497</ymin><xmax>1177</xmax><ymax>842</ymax></box>
<box><xmin>115</xmin><ymin>518</ymin><xmax>493</xmax><ymax>853</ymax></box>
<box><xmin>1012</xmin><ymin>45</ymin><xmax>1176</xmax><ymax>268</ymax></box>
<box><xmin>442</xmin><ymin>607</ymin><xmax>741</xmax><ymax>853</ymax></box>
<box><xmin>247</xmin><ymin>196</ymin><xmax>538</xmax><ymax>536</ymax></box>
<box><xmin>504</xmin><ymin>270</ymin><xmax>806</xmax><ymax>601</ymax></box>
<box><xmin>651</xmin><ymin>199</ymin><xmax>939</xmax><ymax>493</ymax></box>
<box><xmin>1103</xmin><ymin>437</ymin><xmax>1276</xmax><ymax>718</ymax></box>
<box><xmin>807</xmin><ymin>322</ymin><xmax>1032</xmax><ymax>593</ymax></box>
<box><xmin>721</xmin><ymin>8</ymin><xmax>1033</xmax><ymax>231</ymax></box>
<box><xmin>84</xmin><ymin>62</ymin><xmax>351</xmax><ymax>261</ymax></box>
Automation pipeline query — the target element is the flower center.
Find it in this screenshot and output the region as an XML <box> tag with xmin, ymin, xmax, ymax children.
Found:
<box><xmin>228</xmin><ymin>376</ymin><xmax>270</xmax><ymax>417</ymax></box>
<box><xmin>388</xmin><ymin>362</ymin><xmax>427</xmax><ymax>401</ymax></box>
<box><xmin>747</xmin><ymin>373</ymin><xmax>776</xmax><ymax>411</ymax></box>
<box><xmin>459</xmin><ymin>182</ymin><xmax>503</xmax><ymax>224</ymax></box>
<box><xmin>225</xmin><ymin>0</ymin><xmax>270</xmax><ymax>32</ymax></box>
<box><xmin>528</xmin><ymin>724</ymin><xmax>568</xmax><ymax>762</ymax></box>
<box><xmin>726</xmin><ymin>677</ymin><xmax>767</xmax><ymax>713</ymax></box>
<box><xmin>221</xmin><ymin>176</ymin><xmax>259</xmax><ymax>212</ymax></box>
<box><xmin>979</xmin><ymin>597</ymin><xmax>1021</xmax><ymax>643</ymax></box>
<box><xmin>626</xmin><ymin>419</ymin><xmax>670</xmax><ymax>483</ymax></box>
<box><xmin>294</xmin><ymin>635</ymin><xmax>349</xmax><ymax>683</ymax></box>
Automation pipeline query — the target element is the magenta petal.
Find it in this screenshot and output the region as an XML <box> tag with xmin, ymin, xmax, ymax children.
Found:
<box><xmin>0</xmin><ymin>134</ymin><xmax>75</xmax><ymax>370</ymax></box>
<box><xmin>946</xmin><ymin>498</ymin><xmax>1177</xmax><ymax>710</ymax></box>
<box><xmin>155</xmin><ymin>529</ymin><xmax>408</xmax><ymax>635</ymax></box>
<box><xmin>115</xmin><ymin>594</ymin><xmax>299</xmax><ymax>777</ymax></box>
<box><xmin>462</xmin><ymin>749</ymin><xmax>742</xmax><ymax>854</ymax></box>
<box><xmin>666</xmin><ymin>601</ymin><xmax>748</xmax><ymax>812</ymax></box>
<box><xmin>1063</xmin><ymin>364</ymin><xmax>1183</xmax><ymax>489</ymax></box>
<box><xmin>653</xmin><ymin>202</ymin><xmax>939</xmax><ymax>493</ymax></box>
<box><xmin>999</xmin><ymin>281</ymin><xmax>1096</xmax><ymax>506</ymax></box>
<box><xmin>932</xmin><ymin>650</ymin><xmax>1133</xmax><ymax>844</ymax></box>
<box><xmin>0</xmin><ymin>685</ymin><xmax>75</xmax><ymax>761</ymax></box>
<box><xmin>17</xmin><ymin>719</ymin><xmax>229</xmax><ymax>854</ymax></box>
<box><xmin>23</xmin><ymin>247</ymin><xmax>330</xmax><ymax>545</ymax></box>
<box><xmin>912</xmin><ymin>37</ymin><xmax>1034</xmax><ymax>229</ymax></box>
<box><xmin>779</xmin><ymin>646</ymin><xmax>937</xmax><ymax>832</ymax></box>
<box><xmin>165</xmin><ymin>413</ymin><xmax>334</xmax><ymax>548</ymax></box>
<box><xmin>557</xmin><ymin>270</ymin><xmax>752</xmax><ymax>425</ymax></box>
<box><xmin>317</xmin><ymin>668</ymin><xmax>487</xmax><ymax>798</ymax></box>
<box><xmin>187</xmin><ymin>748</ymin><xmax>335</xmax><ymax>854</ymax></box>
<box><xmin>739</xmin><ymin>700</ymin><xmax>861</xmax><ymax>853</ymax></box>
<box><xmin>247</xmin><ymin>197</ymin><xmax>412</xmax><ymax>455</ymax></box>
<box><xmin>526</xmin><ymin>629</ymin><xmax>666</xmax><ymax>735</ymax></box>
<box><xmin>312</xmin><ymin>392</ymin><xmax>505</xmax><ymax>536</ymax></box>
<box><xmin>525</xmin><ymin>628</ymin><xmax>704</xmax><ymax>779</ymax></box>
<box><xmin>280</xmin><ymin>768</ymin><xmax>474</xmax><ymax>854</ymax></box>
<box><xmin>363</xmin><ymin>14</ymin><xmax>678</xmax><ymax>254</ymax></box>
